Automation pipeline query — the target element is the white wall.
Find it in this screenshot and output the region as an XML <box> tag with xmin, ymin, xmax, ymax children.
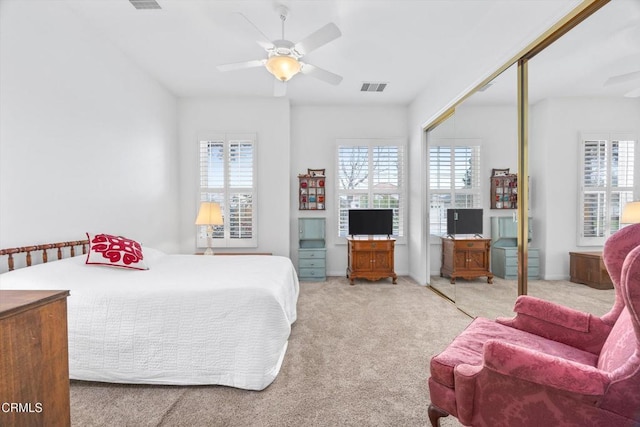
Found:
<box><xmin>530</xmin><ymin>97</ymin><xmax>640</xmax><ymax>279</ymax></box>
<box><xmin>0</xmin><ymin>1</ymin><xmax>179</xmax><ymax>252</ymax></box>
<box><xmin>290</xmin><ymin>105</ymin><xmax>408</xmax><ymax>276</ymax></box>
<box><xmin>177</xmin><ymin>97</ymin><xmax>291</xmax><ymax>256</ymax></box>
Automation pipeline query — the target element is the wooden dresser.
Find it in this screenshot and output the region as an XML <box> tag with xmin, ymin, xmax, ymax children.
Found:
<box><xmin>0</xmin><ymin>290</ymin><xmax>70</xmax><ymax>427</ymax></box>
<box><xmin>346</xmin><ymin>237</ymin><xmax>397</xmax><ymax>285</ymax></box>
<box><xmin>569</xmin><ymin>251</ymin><xmax>613</xmax><ymax>289</ymax></box>
<box><xmin>440</xmin><ymin>237</ymin><xmax>493</xmax><ymax>284</ymax></box>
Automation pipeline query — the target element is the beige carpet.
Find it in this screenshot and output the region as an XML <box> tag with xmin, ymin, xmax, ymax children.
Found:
<box><xmin>430</xmin><ymin>275</ymin><xmax>614</xmax><ymax>320</ymax></box>
<box><xmin>70</xmin><ymin>277</ymin><xmax>470</xmax><ymax>426</ymax></box>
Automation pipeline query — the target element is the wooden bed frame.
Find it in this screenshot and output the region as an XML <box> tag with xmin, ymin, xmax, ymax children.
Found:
<box><xmin>0</xmin><ymin>240</ymin><xmax>89</xmax><ymax>272</ymax></box>
<box><xmin>0</xmin><ymin>241</ymin><xmax>274</xmax><ymax>273</ymax></box>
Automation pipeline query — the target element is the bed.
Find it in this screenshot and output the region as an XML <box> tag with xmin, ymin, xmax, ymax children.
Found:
<box><xmin>0</xmin><ymin>238</ymin><xmax>299</xmax><ymax>391</ymax></box>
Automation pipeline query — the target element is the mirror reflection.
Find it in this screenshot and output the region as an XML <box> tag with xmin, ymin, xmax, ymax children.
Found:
<box><xmin>428</xmin><ymin>64</ymin><xmax>519</xmax><ymax>317</ymax></box>
<box><xmin>428</xmin><ymin>0</ymin><xmax>639</xmax><ymax>318</ymax></box>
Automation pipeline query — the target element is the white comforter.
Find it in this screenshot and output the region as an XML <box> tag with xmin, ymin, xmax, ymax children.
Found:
<box><xmin>0</xmin><ymin>249</ymin><xmax>299</xmax><ymax>390</ymax></box>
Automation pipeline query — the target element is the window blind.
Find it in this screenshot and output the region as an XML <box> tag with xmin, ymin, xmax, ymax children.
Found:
<box><xmin>337</xmin><ymin>140</ymin><xmax>406</xmax><ymax>238</ymax></box>
<box><xmin>428</xmin><ymin>143</ymin><xmax>481</xmax><ymax>236</ymax></box>
<box><xmin>198</xmin><ymin>134</ymin><xmax>257</xmax><ymax>247</ymax></box>
<box><xmin>579</xmin><ymin>134</ymin><xmax>636</xmax><ymax>245</ymax></box>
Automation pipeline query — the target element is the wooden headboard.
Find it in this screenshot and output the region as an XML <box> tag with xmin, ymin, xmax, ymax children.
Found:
<box><xmin>0</xmin><ymin>240</ymin><xmax>89</xmax><ymax>272</ymax></box>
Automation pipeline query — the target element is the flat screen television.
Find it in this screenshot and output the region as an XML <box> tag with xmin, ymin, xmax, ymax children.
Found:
<box><xmin>348</xmin><ymin>209</ymin><xmax>393</xmax><ymax>236</ymax></box>
<box><xmin>446</xmin><ymin>208</ymin><xmax>483</xmax><ymax>236</ymax></box>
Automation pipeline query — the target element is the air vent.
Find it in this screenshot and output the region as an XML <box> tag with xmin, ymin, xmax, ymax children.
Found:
<box><xmin>360</xmin><ymin>82</ymin><xmax>388</xmax><ymax>92</ymax></box>
<box><xmin>129</xmin><ymin>0</ymin><xmax>161</xmax><ymax>10</ymax></box>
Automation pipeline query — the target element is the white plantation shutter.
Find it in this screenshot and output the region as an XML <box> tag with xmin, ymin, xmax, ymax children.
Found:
<box><xmin>337</xmin><ymin>139</ymin><xmax>406</xmax><ymax>238</ymax></box>
<box><xmin>198</xmin><ymin>133</ymin><xmax>257</xmax><ymax>248</ymax></box>
<box><xmin>429</xmin><ymin>141</ymin><xmax>481</xmax><ymax>236</ymax></box>
<box><xmin>579</xmin><ymin>134</ymin><xmax>636</xmax><ymax>245</ymax></box>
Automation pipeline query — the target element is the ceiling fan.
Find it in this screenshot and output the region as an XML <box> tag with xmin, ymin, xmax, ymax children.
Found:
<box><xmin>602</xmin><ymin>19</ymin><xmax>640</xmax><ymax>98</ymax></box>
<box><xmin>604</xmin><ymin>70</ymin><xmax>640</xmax><ymax>98</ymax></box>
<box><xmin>217</xmin><ymin>5</ymin><xmax>342</xmax><ymax>97</ymax></box>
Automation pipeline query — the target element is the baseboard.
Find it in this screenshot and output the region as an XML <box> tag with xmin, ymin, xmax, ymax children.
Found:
<box><xmin>540</xmin><ymin>274</ymin><xmax>570</xmax><ymax>281</ymax></box>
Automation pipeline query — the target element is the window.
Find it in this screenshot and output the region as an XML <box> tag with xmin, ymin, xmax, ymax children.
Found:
<box><xmin>337</xmin><ymin>139</ymin><xmax>406</xmax><ymax>238</ymax></box>
<box><xmin>198</xmin><ymin>133</ymin><xmax>257</xmax><ymax>248</ymax></box>
<box><xmin>428</xmin><ymin>140</ymin><xmax>481</xmax><ymax>236</ymax></box>
<box><xmin>579</xmin><ymin>133</ymin><xmax>636</xmax><ymax>246</ymax></box>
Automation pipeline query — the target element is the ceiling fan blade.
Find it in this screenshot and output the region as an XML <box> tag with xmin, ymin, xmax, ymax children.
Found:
<box><xmin>274</xmin><ymin>80</ymin><xmax>287</xmax><ymax>97</ymax></box>
<box><xmin>604</xmin><ymin>70</ymin><xmax>640</xmax><ymax>86</ymax></box>
<box><xmin>301</xmin><ymin>63</ymin><xmax>343</xmax><ymax>86</ymax></box>
<box><xmin>624</xmin><ymin>87</ymin><xmax>640</xmax><ymax>98</ymax></box>
<box><xmin>217</xmin><ymin>59</ymin><xmax>265</xmax><ymax>72</ymax></box>
<box><xmin>294</xmin><ymin>23</ymin><xmax>341</xmax><ymax>56</ymax></box>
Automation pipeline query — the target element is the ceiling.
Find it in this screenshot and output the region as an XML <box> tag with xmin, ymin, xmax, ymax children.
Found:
<box><xmin>56</xmin><ymin>0</ymin><xmax>639</xmax><ymax>106</ymax></box>
<box><xmin>459</xmin><ymin>0</ymin><xmax>640</xmax><ymax>105</ymax></box>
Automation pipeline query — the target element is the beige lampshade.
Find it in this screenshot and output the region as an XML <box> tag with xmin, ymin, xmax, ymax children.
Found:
<box><xmin>265</xmin><ymin>55</ymin><xmax>301</xmax><ymax>82</ymax></box>
<box><xmin>195</xmin><ymin>202</ymin><xmax>223</xmax><ymax>225</ymax></box>
<box><xmin>621</xmin><ymin>201</ymin><xmax>640</xmax><ymax>224</ymax></box>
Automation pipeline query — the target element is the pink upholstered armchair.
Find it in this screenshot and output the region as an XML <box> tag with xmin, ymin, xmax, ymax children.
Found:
<box><xmin>428</xmin><ymin>223</ymin><xmax>640</xmax><ymax>427</ymax></box>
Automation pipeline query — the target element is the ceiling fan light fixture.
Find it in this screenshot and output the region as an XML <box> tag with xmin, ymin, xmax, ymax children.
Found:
<box><xmin>266</xmin><ymin>55</ymin><xmax>301</xmax><ymax>82</ymax></box>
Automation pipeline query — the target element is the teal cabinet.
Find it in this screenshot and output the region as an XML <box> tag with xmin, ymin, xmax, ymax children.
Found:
<box><xmin>492</xmin><ymin>247</ymin><xmax>540</xmax><ymax>279</ymax></box>
<box><xmin>490</xmin><ymin>216</ymin><xmax>539</xmax><ymax>279</ymax></box>
<box><xmin>298</xmin><ymin>218</ymin><xmax>326</xmax><ymax>281</ymax></box>
<box><xmin>299</xmin><ymin>218</ymin><xmax>325</xmax><ymax>243</ymax></box>
<box><xmin>490</xmin><ymin>216</ymin><xmax>532</xmax><ymax>244</ymax></box>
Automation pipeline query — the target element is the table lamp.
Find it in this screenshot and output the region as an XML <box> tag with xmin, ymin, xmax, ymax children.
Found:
<box><xmin>195</xmin><ymin>202</ymin><xmax>223</xmax><ymax>255</ymax></box>
<box><xmin>621</xmin><ymin>201</ymin><xmax>640</xmax><ymax>225</ymax></box>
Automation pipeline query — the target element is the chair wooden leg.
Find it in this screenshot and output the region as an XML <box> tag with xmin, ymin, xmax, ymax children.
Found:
<box><xmin>428</xmin><ymin>403</ymin><xmax>449</xmax><ymax>427</ymax></box>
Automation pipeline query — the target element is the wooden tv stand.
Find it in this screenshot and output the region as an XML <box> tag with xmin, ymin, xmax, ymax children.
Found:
<box><xmin>440</xmin><ymin>237</ymin><xmax>493</xmax><ymax>284</ymax></box>
<box><xmin>346</xmin><ymin>237</ymin><xmax>397</xmax><ymax>285</ymax></box>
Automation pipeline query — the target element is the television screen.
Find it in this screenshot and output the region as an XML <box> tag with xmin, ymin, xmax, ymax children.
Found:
<box><xmin>446</xmin><ymin>209</ymin><xmax>483</xmax><ymax>236</ymax></box>
<box><xmin>348</xmin><ymin>209</ymin><xmax>393</xmax><ymax>236</ymax></box>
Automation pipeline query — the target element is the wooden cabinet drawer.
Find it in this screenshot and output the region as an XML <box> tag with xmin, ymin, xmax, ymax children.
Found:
<box><xmin>351</xmin><ymin>240</ymin><xmax>394</xmax><ymax>251</ymax></box>
<box><xmin>454</xmin><ymin>240</ymin><xmax>487</xmax><ymax>251</ymax></box>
